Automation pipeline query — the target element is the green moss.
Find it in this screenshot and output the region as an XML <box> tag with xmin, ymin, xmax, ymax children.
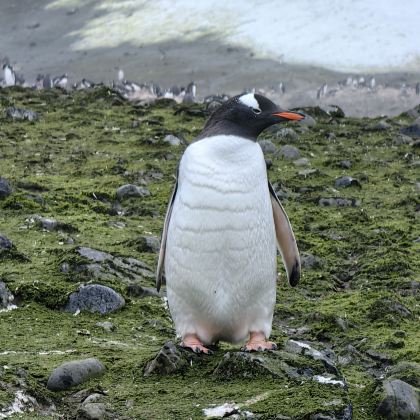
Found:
<box><xmin>0</xmin><ymin>87</ymin><xmax>419</xmax><ymax>418</ymax></box>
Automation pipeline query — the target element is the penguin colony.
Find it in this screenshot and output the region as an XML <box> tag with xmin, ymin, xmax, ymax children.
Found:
<box><xmin>0</xmin><ymin>62</ymin><xmax>197</xmax><ymax>104</ymax></box>
<box><xmin>157</xmin><ymin>93</ymin><xmax>304</xmax><ymax>353</ymax></box>
<box><xmin>2</xmin><ymin>61</ymin><xmax>420</xmax><ymax>104</ymax></box>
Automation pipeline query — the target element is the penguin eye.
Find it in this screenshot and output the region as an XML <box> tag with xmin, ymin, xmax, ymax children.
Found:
<box><xmin>252</xmin><ymin>108</ymin><xmax>261</xmax><ymax>114</ymax></box>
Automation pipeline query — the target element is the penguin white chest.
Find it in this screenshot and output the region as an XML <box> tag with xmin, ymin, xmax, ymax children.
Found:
<box><xmin>165</xmin><ymin>135</ymin><xmax>277</xmax><ymax>345</ymax></box>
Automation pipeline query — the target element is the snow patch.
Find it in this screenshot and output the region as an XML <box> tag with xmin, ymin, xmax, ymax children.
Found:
<box><xmin>203</xmin><ymin>403</ymin><xmax>239</xmax><ymax>418</ymax></box>
<box><xmin>314</xmin><ymin>375</ymin><xmax>345</xmax><ymax>387</ymax></box>
<box><xmin>0</xmin><ymin>304</ymin><xmax>17</xmax><ymax>313</ymax></box>
<box><xmin>0</xmin><ymin>390</ymin><xmax>37</xmax><ymax>419</ymax></box>
<box><xmin>45</xmin><ymin>0</ymin><xmax>420</xmax><ymax>72</ymax></box>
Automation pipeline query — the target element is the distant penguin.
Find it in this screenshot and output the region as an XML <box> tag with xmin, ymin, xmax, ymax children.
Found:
<box><xmin>3</xmin><ymin>64</ymin><xmax>16</xmax><ymax>86</ymax></box>
<box><xmin>34</xmin><ymin>74</ymin><xmax>44</xmax><ymax>90</ymax></box>
<box><xmin>73</xmin><ymin>79</ymin><xmax>94</xmax><ymax>90</ymax></box>
<box><xmin>183</xmin><ymin>82</ymin><xmax>197</xmax><ymax>103</ymax></box>
<box><xmin>278</xmin><ymin>82</ymin><xmax>285</xmax><ymax>94</ymax></box>
<box><xmin>53</xmin><ymin>74</ymin><xmax>68</xmax><ymax>88</ymax></box>
<box><xmin>416</xmin><ymin>82</ymin><xmax>420</xmax><ymax>96</ymax></box>
<box><xmin>317</xmin><ymin>83</ymin><xmax>328</xmax><ymax>99</ymax></box>
<box><xmin>117</xmin><ymin>68</ymin><xmax>124</xmax><ymax>82</ymax></box>
<box><xmin>43</xmin><ymin>74</ymin><xmax>53</xmax><ymax>89</ymax></box>
<box><xmin>157</xmin><ymin>93</ymin><xmax>304</xmax><ymax>353</ymax></box>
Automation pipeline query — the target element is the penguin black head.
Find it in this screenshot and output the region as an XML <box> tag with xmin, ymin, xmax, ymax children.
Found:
<box><xmin>197</xmin><ymin>93</ymin><xmax>304</xmax><ymax>141</ymax></box>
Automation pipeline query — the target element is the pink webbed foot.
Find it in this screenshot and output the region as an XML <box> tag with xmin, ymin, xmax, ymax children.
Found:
<box><xmin>241</xmin><ymin>331</ymin><xmax>277</xmax><ymax>352</ymax></box>
<box><xmin>180</xmin><ymin>334</ymin><xmax>212</xmax><ymax>354</ymax></box>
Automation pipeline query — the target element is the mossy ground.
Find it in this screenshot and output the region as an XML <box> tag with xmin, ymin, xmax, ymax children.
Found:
<box><xmin>0</xmin><ymin>87</ymin><xmax>419</xmax><ymax>419</ymax></box>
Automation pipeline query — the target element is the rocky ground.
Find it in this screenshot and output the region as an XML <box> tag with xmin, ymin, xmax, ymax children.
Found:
<box><xmin>0</xmin><ymin>86</ymin><xmax>419</xmax><ymax>419</ymax></box>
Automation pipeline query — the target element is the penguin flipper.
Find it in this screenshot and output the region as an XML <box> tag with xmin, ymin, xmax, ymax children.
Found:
<box><xmin>268</xmin><ymin>182</ymin><xmax>300</xmax><ymax>287</ymax></box>
<box><xmin>156</xmin><ymin>178</ymin><xmax>178</xmax><ymax>292</ymax></box>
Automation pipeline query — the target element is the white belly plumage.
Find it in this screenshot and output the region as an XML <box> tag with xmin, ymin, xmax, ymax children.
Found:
<box><xmin>165</xmin><ymin>135</ymin><xmax>277</xmax><ymax>345</ymax></box>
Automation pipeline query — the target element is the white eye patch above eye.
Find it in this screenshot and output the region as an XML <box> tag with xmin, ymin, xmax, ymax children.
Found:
<box><xmin>238</xmin><ymin>93</ymin><xmax>260</xmax><ymax>111</ymax></box>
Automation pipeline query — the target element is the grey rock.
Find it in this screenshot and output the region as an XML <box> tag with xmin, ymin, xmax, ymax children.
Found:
<box><xmin>126</xmin><ymin>284</ymin><xmax>160</xmax><ymax>298</ymax></box>
<box><xmin>0</xmin><ymin>178</ymin><xmax>12</xmax><ymax>198</ymax></box>
<box><xmin>82</xmin><ymin>393</ymin><xmax>105</xmax><ymax>405</ymax></box>
<box><xmin>300</xmin><ymin>253</ymin><xmax>323</xmax><ymax>269</ymax></box>
<box><xmin>95</xmin><ymin>321</ymin><xmax>116</xmax><ymax>333</ymax></box>
<box><xmin>34</xmin><ymin>215</ymin><xmax>77</xmax><ymax>232</ymax></box>
<box><xmin>116</xmin><ymin>184</ymin><xmax>150</xmax><ymax>200</ymax></box>
<box><xmin>365</xmin><ymin>349</ymin><xmax>393</xmax><ymax>364</ymax></box>
<box><xmin>319</xmin><ymin>198</ymin><xmax>360</xmax><ymax>207</ymax></box>
<box><xmin>376</xmin><ymin>379</ymin><xmax>420</xmax><ymax>419</ymax></box>
<box><xmin>163</xmin><ymin>134</ymin><xmax>182</xmax><ymax>146</ymax></box>
<box><xmin>76</xmin><ymin>403</ymin><xmax>107</xmax><ymax>420</ymax></box>
<box><xmin>0</xmin><ymin>281</ymin><xmax>15</xmax><ymax>309</ymax></box>
<box><xmin>275</xmin><ymin>127</ymin><xmax>299</xmax><ymax>142</ymax></box>
<box><xmin>35</xmin><ymin>216</ymin><xmax>57</xmax><ymax>231</ymax></box>
<box><xmin>283</xmin><ymin>339</ymin><xmax>339</xmax><ymax>376</ymax></box>
<box><xmin>135</xmin><ymin>235</ymin><xmax>160</xmax><ymax>253</ymax></box>
<box><xmin>386</xmin><ymin>362</ymin><xmax>420</xmax><ymax>388</ymax></box>
<box><xmin>393</xmin><ymin>134</ymin><xmax>413</xmax><ymax>145</ymax></box>
<box><xmin>338</xmin><ymin>160</ymin><xmax>352</xmax><ymax>169</ymax></box>
<box><xmin>144</xmin><ymin>341</ymin><xmax>191</xmax><ymax>376</ymax></box>
<box><xmin>293</xmin><ymin>158</ymin><xmax>310</xmax><ymax>167</ymax></box>
<box><xmin>299</xmin><ymin>168</ymin><xmax>319</xmax><ymax>177</ymax></box>
<box><xmin>5</xmin><ymin>106</ymin><xmax>39</xmax><ymax>121</ymax></box>
<box><xmin>401</xmin><ymin>117</ymin><xmax>420</xmax><ymax>138</ymax></box>
<box><xmin>278</xmin><ymin>145</ymin><xmax>300</xmax><ymax>160</ymax></box>
<box><xmin>258</xmin><ymin>139</ymin><xmax>277</xmax><ymax>154</ymax></box>
<box><xmin>334</xmin><ymin>176</ymin><xmax>362</xmax><ymax>188</ymax></box>
<box><xmin>47</xmin><ymin>358</ymin><xmax>105</xmax><ymax>391</ymax></box>
<box><xmin>0</xmin><ymin>234</ymin><xmax>13</xmax><ymax>251</ymax></box>
<box><xmin>78</xmin><ymin>247</ymin><xmax>112</xmax><ymax>262</ymax></box>
<box><xmin>297</xmin><ymin>113</ymin><xmax>317</xmax><ymax>127</ymax></box>
<box><xmin>64</xmin><ymin>284</ymin><xmax>125</xmax><ymax>315</ymax></box>
<box><xmin>70</xmin><ymin>247</ymin><xmax>154</xmax><ymax>284</ymax></box>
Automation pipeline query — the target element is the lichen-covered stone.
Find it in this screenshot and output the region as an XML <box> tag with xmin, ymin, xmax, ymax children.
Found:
<box><xmin>144</xmin><ymin>341</ymin><xmax>191</xmax><ymax>376</ymax></box>
<box><xmin>63</xmin><ymin>284</ymin><xmax>125</xmax><ymax>314</ymax></box>
<box><xmin>0</xmin><ymin>177</ymin><xmax>12</xmax><ymax>198</ymax></box>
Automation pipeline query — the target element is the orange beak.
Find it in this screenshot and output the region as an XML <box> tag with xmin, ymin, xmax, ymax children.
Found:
<box><xmin>272</xmin><ymin>111</ymin><xmax>305</xmax><ymax>121</ymax></box>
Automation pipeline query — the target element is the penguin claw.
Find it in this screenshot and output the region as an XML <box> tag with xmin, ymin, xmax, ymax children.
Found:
<box><xmin>180</xmin><ymin>335</ymin><xmax>212</xmax><ymax>355</ymax></box>
<box><xmin>241</xmin><ymin>340</ymin><xmax>278</xmax><ymax>352</ymax></box>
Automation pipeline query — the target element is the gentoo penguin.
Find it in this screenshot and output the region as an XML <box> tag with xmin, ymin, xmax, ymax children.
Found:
<box><xmin>3</xmin><ymin>64</ymin><xmax>16</xmax><ymax>86</ymax></box>
<box><xmin>53</xmin><ymin>74</ymin><xmax>68</xmax><ymax>89</ymax></box>
<box><xmin>157</xmin><ymin>93</ymin><xmax>304</xmax><ymax>353</ymax></box>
